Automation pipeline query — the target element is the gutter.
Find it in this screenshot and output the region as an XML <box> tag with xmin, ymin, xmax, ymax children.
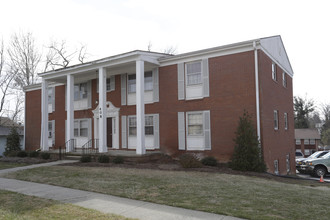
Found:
<box><xmin>253</xmin><ymin>41</ymin><xmax>261</xmax><ymax>142</ymax></box>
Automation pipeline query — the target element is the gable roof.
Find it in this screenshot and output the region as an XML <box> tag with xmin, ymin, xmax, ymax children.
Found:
<box><xmin>295</xmin><ymin>129</ymin><xmax>320</xmax><ymax>140</ymax></box>
<box><xmin>260</xmin><ymin>36</ymin><xmax>294</xmax><ymax>77</ymax></box>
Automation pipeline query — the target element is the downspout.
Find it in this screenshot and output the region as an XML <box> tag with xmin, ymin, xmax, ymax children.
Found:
<box><xmin>253</xmin><ymin>41</ymin><xmax>261</xmax><ymax>143</ymax></box>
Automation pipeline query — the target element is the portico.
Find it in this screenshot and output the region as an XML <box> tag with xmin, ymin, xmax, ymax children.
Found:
<box><xmin>39</xmin><ymin>51</ymin><xmax>163</xmax><ymax>155</ymax></box>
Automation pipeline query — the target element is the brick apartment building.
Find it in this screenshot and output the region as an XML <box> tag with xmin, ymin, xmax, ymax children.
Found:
<box><xmin>24</xmin><ymin>35</ymin><xmax>295</xmax><ymax>174</ymax></box>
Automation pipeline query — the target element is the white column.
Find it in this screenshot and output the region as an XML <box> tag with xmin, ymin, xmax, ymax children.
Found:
<box><xmin>136</xmin><ymin>60</ymin><xmax>146</xmax><ymax>155</ymax></box>
<box><xmin>98</xmin><ymin>67</ymin><xmax>107</xmax><ymax>152</ymax></box>
<box><xmin>66</xmin><ymin>74</ymin><xmax>74</xmax><ymax>152</ymax></box>
<box><xmin>41</xmin><ymin>78</ymin><xmax>49</xmax><ymax>151</ymax></box>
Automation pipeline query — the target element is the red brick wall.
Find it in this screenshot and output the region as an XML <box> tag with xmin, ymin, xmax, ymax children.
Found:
<box><xmin>25</xmin><ymin>89</ymin><xmax>41</xmax><ymax>151</ymax></box>
<box><xmin>258</xmin><ymin>50</ymin><xmax>295</xmax><ymax>174</ymax></box>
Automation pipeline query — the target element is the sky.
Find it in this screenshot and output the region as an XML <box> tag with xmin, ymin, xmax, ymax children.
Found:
<box><xmin>1</xmin><ymin>0</ymin><xmax>330</xmax><ymax>109</ymax></box>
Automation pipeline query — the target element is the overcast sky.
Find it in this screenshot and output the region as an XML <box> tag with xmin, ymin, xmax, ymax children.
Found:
<box><xmin>1</xmin><ymin>0</ymin><xmax>330</xmax><ymax>108</ymax></box>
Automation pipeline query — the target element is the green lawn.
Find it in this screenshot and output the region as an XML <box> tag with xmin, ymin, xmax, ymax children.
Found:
<box><xmin>0</xmin><ymin>161</ymin><xmax>27</xmax><ymax>170</ymax></box>
<box><xmin>0</xmin><ymin>189</ymin><xmax>135</xmax><ymax>220</ymax></box>
<box><xmin>3</xmin><ymin>166</ymin><xmax>330</xmax><ymax>220</ymax></box>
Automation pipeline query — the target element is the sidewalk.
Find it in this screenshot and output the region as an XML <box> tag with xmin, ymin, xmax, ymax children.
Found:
<box><xmin>0</xmin><ymin>161</ymin><xmax>244</xmax><ymax>220</ymax></box>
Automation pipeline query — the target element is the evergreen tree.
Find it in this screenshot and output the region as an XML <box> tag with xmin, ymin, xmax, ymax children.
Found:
<box><xmin>4</xmin><ymin>127</ymin><xmax>21</xmax><ymax>156</ymax></box>
<box><xmin>230</xmin><ymin>111</ymin><xmax>266</xmax><ymax>172</ymax></box>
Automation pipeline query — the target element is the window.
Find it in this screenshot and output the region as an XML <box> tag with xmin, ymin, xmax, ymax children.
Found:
<box><xmin>48</xmin><ymin>88</ymin><xmax>53</xmax><ymax>105</ymax></box>
<box><xmin>97</xmin><ymin>77</ymin><xmax>115</xmax><ymax>92</ymax></box>
<box><xmin>295</xmin><ymin>139</ymin><xmax>301</xmax><ymax>145</ymax></box>
<box><xmin>187</xmin><ymin>112</ymin><xmax>203</xmax><ymax>136</ymax></box>
<box><xmin>310</xmin><ymin>139</ymin><xmax>316</xmax><ymax>145</ymax></box>
<box><xmin>284</xmin><ymin>113</ymin><xmax>288</xmax><ymax>130</ymax></box>
<box><xmin>274</xmin><ymin>110</ymin><xmax>279</xmax><ymax>130</ymax></box>
<box><xmin>304</xmin><ymin>139</ymin><xmax>309</xmax><ymax>145</ymax></box>
<box><xmin>274</xmin><ymin>160</ymin><xmax>279</xmax><ymax>175</ymax></box>
<box><xmin>272</xmin><ymin>62</ymin><xmax>277</xmax><ymax>81</ymax></box>
<box><xmin>282</xmin><ymin>72</ymin><xmax>287</xmax><ymax>87</ymax></box>
<box><xmin>186</xmin><ymin>61</ymin><xmax>202</xmax><ymax>85</ymax></box>
<box><xmin>48</xmin><ymin>122</ymin><xmax>53</xmax><ymax>138</ymax></box>
<box><xmin>128</xmin><ymin>115</ymin><xmax>154</xmax><ymax>136</ymax></box>
<box><xmin>128</xmin><ymin>72</ymin><xmax>153</xmax><ymax>94</ymax></box>
<box><xmin>74</xmin><ymin>119</ymin><xmax>89</xmax><ymax>137</ymax></box>
<box><xmin>74</xmin><ymin>83</ymin><xmax>87</xmax><ymax>101</ymax></box>
<box><xmin>304</xmin><ymin>149</ymin><xmax>311</xmax><ymax>156</ymax></box>
<box><xmin>286</xmin><ymin>154</ymin><xmax>290</xmax><ymax>173</ymax></box>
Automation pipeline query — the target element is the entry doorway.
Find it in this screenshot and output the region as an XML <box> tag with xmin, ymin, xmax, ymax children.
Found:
<box><xmin>107</xmin><ymin>118</ymin><xmax>112</xmax><ymax>148</ymax></box>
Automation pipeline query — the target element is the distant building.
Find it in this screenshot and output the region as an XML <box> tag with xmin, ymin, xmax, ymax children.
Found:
<box><xmin>0</xmin><ymin>117</ymin><xmax>24</xmax><ymax>156</ymax></box>
<box><xmin>295</xmin><ymin>128</ymin><xmax>321</xmax><ymax>156</ymax></box>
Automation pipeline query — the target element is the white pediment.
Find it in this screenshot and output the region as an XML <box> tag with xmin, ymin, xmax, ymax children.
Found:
<box><xmin>260</xmin><ymin>36</ymin><xmax>294</xmax><ymax>77</ymax></box>
<box><xmin>92</xmin><ymin>101</ymin><xmax>120</xmax><ymax>118</ymax></box>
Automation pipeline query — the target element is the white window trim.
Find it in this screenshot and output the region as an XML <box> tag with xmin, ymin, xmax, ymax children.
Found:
<box><xmin>304</xmin><ymin>139</ymin><xmax>310</xmax><ymax>145</ymax></box>
<box><xmin>128</xmin><ymin>114</ymin><xmax>155</xmax><ymax>136</ymax></box>
<box><xmin>97</xmin><ymin>76</ymin><xmax>115</xmax><ymax>93</ymax></box>
<box><xmin>284</xmin><ymin>113</ymin><xmax>288</xmax><ymax>130</ymax></box>
<box><xmin>74</xmin><ymin>118</ymin><xmax>90</xmax><ymax>138</ymax></box>
<box><xmin>274</xmin><ymin>110</ymin><xmax>279</xmax><ymax>130</ymax></box>
<box><xmin>310</xmin><ymin>139</ymin><xmax>316</xmax><ymax>145</ymax></box>
<box><xmin>295</xmin><ymin>139</ymin><xmax>301</xmax><ymax>145</ymax></box>
<box><xmin>272</xmin><ymin>62</ymin><xmax>277</xmax><ymax>81</ymax></box>
<box><xmin>282</xmin><ymin>72</ymin><xmax>287</xmax><ymax>88</ymax></box>
<box><xmin>185</xmin><ymin>61</ymin><xmax>203</xmax><ymax>86</ymax></box>
<box><xmin>186</xmin><ymin>111</ymin><xmax>204</xmax><ymax>137</ymax></box>
<box><xmin>127</xmin><ymin>72</ymin><xmax>154</xmax><ymax>94</ymax></box>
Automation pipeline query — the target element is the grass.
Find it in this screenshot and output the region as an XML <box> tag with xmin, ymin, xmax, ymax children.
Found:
<box><xmin>0</xmin><ymin>161</ymin><xmax>27</xmax><ymax>170</ymax></box>
<box><xmin>3</xmin><ymin>166</ymin><xmax>330</xmax><ymax>220</ymax></box>
<box><xmin>0</xmin><ymin>189</ymin><xmax>135</xmax><ymax>220</ymax></box>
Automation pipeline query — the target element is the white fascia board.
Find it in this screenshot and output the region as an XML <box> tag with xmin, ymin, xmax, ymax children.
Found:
<box><xmin>159</xmin><ymin>41</ymin><xmax>256</xmax><ymax>66</ymax></box>
<box><xmin>24</xmin><ymin>82</ymin><xmax>64</xmax><ymax>92</ymax></box>
<box><xmin>40</xmin><ymin>51</ymin><xmax>165</xmax><ymax>80</ymax></box>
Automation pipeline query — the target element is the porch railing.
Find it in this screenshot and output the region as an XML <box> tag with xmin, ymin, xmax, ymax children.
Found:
<box><xmin>59</xmin><ymin>139</ymin><xmax>76</xmax><ymax>160</ymax></box>
<box><xmin>81</xmin><ymin>139</ymin><xmax>99</xmax><ymax>155</ymax></box>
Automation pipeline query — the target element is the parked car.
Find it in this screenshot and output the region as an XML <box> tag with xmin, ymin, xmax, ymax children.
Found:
<box><xmin>296</xmin><ymin>151</ymin><xmax>328</xmax><ymax>173</ymax></box>
<box><xmin>295</xmin><ymin>151</ymin><xmax>304</xmax><ymax>159</ymax></box>
<box><xmin>305</xmin><ymin>152</ymin><xmax>330</xmax><ymax>177</ymax></box>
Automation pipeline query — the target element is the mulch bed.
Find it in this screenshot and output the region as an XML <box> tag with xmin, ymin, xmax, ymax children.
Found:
<box><xmin>0</xmin><ymin>157</ymin><xmax>56</xmax><ymax>164</ymax></box>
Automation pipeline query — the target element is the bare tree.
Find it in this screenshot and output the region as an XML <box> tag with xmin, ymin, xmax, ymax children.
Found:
<box><xmin>163</xmin><ymin>46</ymin><xmax>177</xmax><ymax>55</ymax></box>
<box><xmin>7</xmin><ymin>32</ymin><xmax>41</xmax><ymax>89</ymax></box>
<box><xmin>147</xmin><ymin>41</ymin><xmax>152</xmax><ymax>51</ymax></box>
<box><xmin>0</xmin><ymin>39</ymin><xmax>17</xmax><ymax>118</ymax></box>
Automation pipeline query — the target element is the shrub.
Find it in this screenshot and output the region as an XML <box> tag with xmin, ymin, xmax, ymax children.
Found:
<box><xmin>230</xmin><ymin>111</ymin><xmax>266</xmax><ymax>172</ymax></box>
<box><xmin>98</xmin><ymin>155</ymin><xmax>110</xmax><ymax>163</ymax></box>
<box><xmin>80</xmin><ymin>155</ymin><xmax>92</xmax><ymax>163</ymax></box>
<box><xmin>113</xmin><ymin>156</ymin><xmax>124</xmax><ymax>164</ymax></box>
<box><xmin>28</xmin><ymin>151</ymin><xmax>39</xmax><ymax>158</ymax></box>
<box><xmin>16</xmin><ymin>151</ymin><xmax>28</xmax><ymax>158</ymax></box>
<box><xmin>201</xmin><ymin>156</ymin><xmax>218</xmax><ymax>166</ymax></box>
<box><xmin>6</xmin><ymin>151</ymin><xmax>18</xmax><ymax>157</ymax></box>
<box><xmin>4</xmin><ymin>127</ymin><xmax>21</xmax><ymax>156</ymax></box>
<box><xmin>40</xmin><ymin>152</ymin><xmax>51</xmax><ymax>160</ymax></box>
<box><xmin>179</xmin><ymin>154</ymin><xmax>202</xmax><ymax>168</ymax></box>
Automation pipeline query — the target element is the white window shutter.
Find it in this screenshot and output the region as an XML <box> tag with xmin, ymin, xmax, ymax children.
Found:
<box><xmin>52</xmin><ymin>87</ymin><xmax>55</xmax><ymax>112</ymax></box>
<box><xmin>110</xmin><ymin>75</ymin><xmax>115</xmax><ymax>91</ymax></box>
<box><xmin>178</xmin><ymin>112</ymin><xmax>185</xmax><ymax>150</ymax></box>
<box><xmin>121</xmin><ymin>74</ymin><xmax>127</xmax><ymax>105</ymax></box>
<box><xmin>153</xmin><ymin>114</ymin><xmax>160</xmax><ymax>149</ymax></box>
<box><xmin>203</xmin><ymin>110</ymin><xmax>211</xmax><ymax>150</ymax></box>
<box><xmin>177</xmin><ymin>63</ymin><xmax>185</xmax><ymax>100</ymax></box>
<box><xmin>52</xmin><ymin>120</ymin><xmax>55</xmax><ymax>145</ymax></box>
<box><xmin>121</xmin><ymin>116</ymin><xmax>127</xmax><ymax>148</ymax></box>
<box><xmin>153</xmin><ymin>68</ymin><xmax>159</xmax><ymax>102</ymax></box>
<box><xmin>88</xmin><ymin>118</ymin><xmax>92</xmax><ymax>140</ymax></box>
<box><xmin>87</xmin><ymin>81</ymin><xmax>92</xmax><ymax>108</ymax></box>
<box><xmin>202</xmin><ymin>58</ymin><xmax>210</xmax><ymax>97</ymax></box>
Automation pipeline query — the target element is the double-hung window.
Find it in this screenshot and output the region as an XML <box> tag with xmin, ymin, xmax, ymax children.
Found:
<box><xmin>295</xmin><ymin>139</ymin><xmax>301</xmax><ymax>145</ymax></box>
<box><xmin>128</xmin><ymin>71</ymin><xmax>153</xmax><ymax>94</ymax></box>
<box><xmin>272</xmin><ymin>62</ymin><xmax>277</xmax><ymax>81</ymax></box>
<box><xmin>282</xmin><ymin>72</ymin><xmax>287</xmax><ymax>87</ymax></box>
<box><xmin>74</xmin><ymin>119</ymin><xmax>89</xmax><ymax>137</ymax></box>
<box><xmin>274</xmin><ymin>110</ymin><xmax>279</xmax><ymax>130</ymax></box>
<box><xmin>74</xmin><ymin>83</ymin><xmax>87</xmax><ymax>101</ymax></box>
<box><xmin>186</xmin><ymin>61</ymin><xmax>202</xmax><ymax>86</ymax></box>
<box><xmin>284</xmin><ymin>113</ymin><xmax>288</xmax><ymax>130</ymax></box>
<box><xmin>97</xmin><ymin>76</ymin><xmax>115</xmax><ymax>92</ymax></box>
<box><xmin>128</xmin><ymin>115</ymin><xmax>154</xmax><ymax>136</ymax></box>
<box><xmin>187</xmin><ymin>113</ymin><xmax>203</xmax><ymax>136</ymax></box>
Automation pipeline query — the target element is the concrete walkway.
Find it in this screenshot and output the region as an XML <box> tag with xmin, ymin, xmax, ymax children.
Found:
<box><xmin>0</xmin><ymin>161</ymin><xmax>243</xmax><ymax>220</ymax></box>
